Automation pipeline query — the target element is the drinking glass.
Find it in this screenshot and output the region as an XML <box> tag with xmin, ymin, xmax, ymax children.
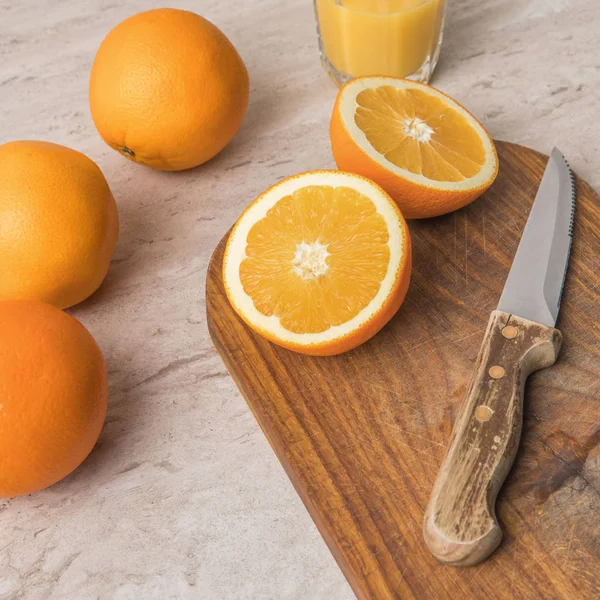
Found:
<box><xmin>313</xmin><ymin>0</ymin><xmax>447</xmax><ymax>86</ymax></box>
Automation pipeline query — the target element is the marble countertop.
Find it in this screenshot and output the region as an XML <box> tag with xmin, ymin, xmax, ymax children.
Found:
<box><xmin>1</xmin><ymin>0</ymin><xmax>598</xmax><ymax>598</ymax></box>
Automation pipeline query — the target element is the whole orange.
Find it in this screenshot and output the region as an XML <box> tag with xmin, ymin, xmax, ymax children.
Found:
<box><xmin>0</xmin><ymin>141</ymin><xmax>119</xmax><ymax>309</ymax></box>
<box><xmin>0</xmin><ymin>301</ymin><xmax>108</xmax><ymax>498</ymax></box>
<box><xmin>89</xmin><ymin>8</ymin><xmax>250</xmax><ymax>171</ymax></box>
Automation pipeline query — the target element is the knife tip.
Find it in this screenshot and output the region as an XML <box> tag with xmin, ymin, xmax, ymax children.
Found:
<box><xmin>550</xmin><ymin>146</ymin><xmax>565</xmax><ymax>160</ymax></box>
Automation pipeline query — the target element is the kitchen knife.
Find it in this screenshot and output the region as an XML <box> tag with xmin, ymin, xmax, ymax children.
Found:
<box><xmin>423</xmin><ymin>148</ymin><xmax>576</xmax><ymax>567</ymax></box>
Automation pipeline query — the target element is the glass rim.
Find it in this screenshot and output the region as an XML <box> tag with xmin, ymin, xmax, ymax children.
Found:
<box><xmin>323</xmin><ymin>0</ymin><xmax>440</xmax><ymax>16</ymax></box>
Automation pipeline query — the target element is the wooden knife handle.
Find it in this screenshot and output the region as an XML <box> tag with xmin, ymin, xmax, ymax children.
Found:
<box><xmin>423</xmin><ymin>310</ymin><xmax>562</xmax><ymax>567</ymax></box>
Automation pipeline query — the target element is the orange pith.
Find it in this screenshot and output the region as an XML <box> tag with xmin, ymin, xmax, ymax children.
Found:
<box><xmin>355</xmin><ymin>87</ymin><xmax>486</xmax><ymax>181</ymax></box>
<box><xmin>240</xmin><ymin>184</ymin><xmax>391</xmax><ymax>334</ymax></box>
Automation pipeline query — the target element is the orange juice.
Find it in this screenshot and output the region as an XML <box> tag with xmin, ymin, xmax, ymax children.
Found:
<box><xmin>314</xmin><ymin>0</ymin><xmax>446</xmax><ymax>84</ymax></box>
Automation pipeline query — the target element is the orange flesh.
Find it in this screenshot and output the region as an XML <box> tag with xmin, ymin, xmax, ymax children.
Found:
<box><xmin>240</xmin><ymin>185</ymin><xmax>391</xmax><ymax>334</ymax></box>
<box><xmin>354</xmin><ymin>86</ymin><xmax>486</xmax><ymax>181</ymax></box>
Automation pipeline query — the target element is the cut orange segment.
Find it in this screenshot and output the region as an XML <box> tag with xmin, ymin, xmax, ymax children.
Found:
<box><xmin>330</xmin><ymin>76</ymin><xmax>499</xmax><ymax>219</ymax></box>
<box><xmin>223</xmin><ymin>171</ymin><xmax>411</xmax><ymax>356</ymax></box>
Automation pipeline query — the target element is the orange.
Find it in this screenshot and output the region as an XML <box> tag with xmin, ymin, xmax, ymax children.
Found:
<box><xmin>89</xmin><ymin>8</ymin><xmax>250</xmax><ymax>171</ymax></box>
<box><xmin>0</xmin><ymin>301</ymin><xmax>108</xmax><ymax>498</ymax></box>
<box><xmin>0</xmin><ymin>141</ymin><xmax>119</xmax><ymax>309</ymax></box>
<box><xmin>330</xmin><ymin>76</ymin><xmax>499</xmax><ymax>219</ymax></box>
<box><xmin>223</xmin><ymin>171</ymin><xmax>411</xmax><ymax>356</ymax></box>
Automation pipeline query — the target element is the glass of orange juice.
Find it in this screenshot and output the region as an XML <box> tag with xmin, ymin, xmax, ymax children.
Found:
<box><xmin>313</xmin><ymin>0</ymin><xmax>447</xmax><ymax>85</ymax></box>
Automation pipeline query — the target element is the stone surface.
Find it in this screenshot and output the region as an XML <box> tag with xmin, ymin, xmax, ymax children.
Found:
<box><xmin>0</xmin><ymin>0</ymin><xmax>597</xmax><ymax>598</ymax></box>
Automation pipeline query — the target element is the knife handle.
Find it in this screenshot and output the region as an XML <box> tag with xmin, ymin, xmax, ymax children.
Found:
<box><xmin>423</xmin><ymin>310</ymin><xmax>562</xmax><ymax>567</ymax></box>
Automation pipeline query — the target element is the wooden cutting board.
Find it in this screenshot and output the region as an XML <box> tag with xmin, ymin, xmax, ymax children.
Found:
<box><xmin>206</xmin><ymin>142</ymin><xmax>600</xmax><ymax>599</ymax></box>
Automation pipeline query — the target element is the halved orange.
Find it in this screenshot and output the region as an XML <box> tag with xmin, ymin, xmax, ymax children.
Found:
<box><xmin>330</xmin><ymin>76</ymin><xmax>499</xmax><ymax>219</ymax></box>
<box><xmin>223</xmin><ymin>171</ymin><xmax>411</xmax><ymax>355</ymax></box>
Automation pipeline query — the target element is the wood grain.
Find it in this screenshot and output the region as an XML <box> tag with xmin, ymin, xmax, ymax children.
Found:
<box><xmin>206</xmin><ymin>142</ymin><xmax>600</xmax><ymax>599</ymax></box>
<box><xmin>424</xmin><ymin>311</ymin><xmax>562</xmax><ymax>567</ymax></box>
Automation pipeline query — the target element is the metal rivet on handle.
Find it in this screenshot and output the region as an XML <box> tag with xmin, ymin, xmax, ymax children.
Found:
<box><xmin>502</xmin><ymin>326</ymin><xmax>518</xmax><ymax>339</ymax></box>
<box><xmin>489</xmin><ymin>365</ymin><xmax>505</xmax><ymax>379</ymax></box>
<box><xmin>475</xmin><ymin>405</ymin><xmax>494</xmax><ymax>421</ymax></box>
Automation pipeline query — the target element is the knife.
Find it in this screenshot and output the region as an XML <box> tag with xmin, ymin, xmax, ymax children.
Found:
<box><xmin>423</xmin><ymin>148</ymin><xmax>576</xmax><ymax>567</ymax></box>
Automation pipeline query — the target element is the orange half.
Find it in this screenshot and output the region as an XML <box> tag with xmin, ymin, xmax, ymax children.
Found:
<box><xmin>223</xmin><ymin>171</ymin><xmax>411</xmax><ymax>355</ymax></box>
<box><xmin>330</xmin><ymin>76</ymin><xmax>499</xmax><ymax>218</ymax></box>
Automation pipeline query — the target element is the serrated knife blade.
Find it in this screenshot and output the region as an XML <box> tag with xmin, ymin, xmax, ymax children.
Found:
<box><xmin>497</xmin><ymin>147</ymin><xmax>576</xmax><ymax>326</ymax></box>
